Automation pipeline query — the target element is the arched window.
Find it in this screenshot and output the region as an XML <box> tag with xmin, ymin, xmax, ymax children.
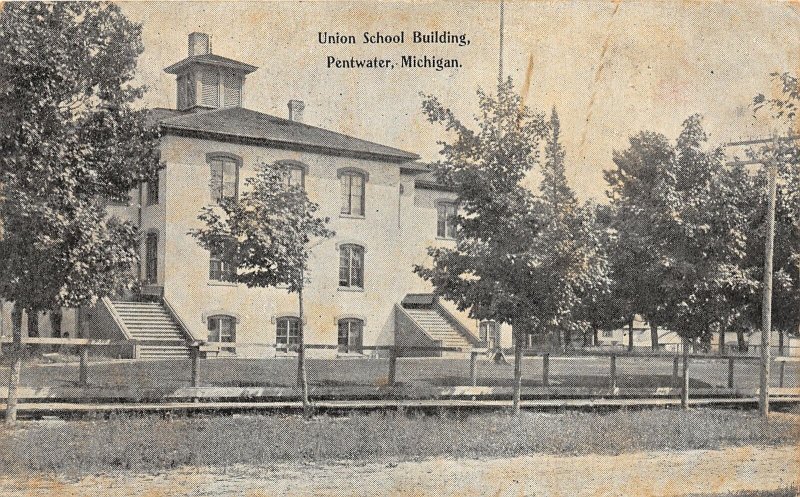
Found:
<box><xmin>208</xmin><ymin>315</ymin><xmax>236</xmax><ymax>343</ymax></box>
<box><xmin>338</xmin><ymin>244</ymin><xmax>364</xmax><ymax>288</ymax></box>
<box><xmin>338</xmin><ymin>318</ymin><xmax>364</xmax><ymax>353</ymax></box>
<box><xmin>436</xmin><ymin>201</ymin><xmax>457</xmax><ymax>239</ymax></box>
<box><xmin>276</xmin><ymin>317</ymin><xmax>300</xmax><ymax>347</ymax></box>
<box><xmin>338</xmin><ymin>168</ymin><xmax>367</xmax><ymax>216</ymax></box>
<box><xmin>207</xmin><ymin>153</ymin><xmax>240</xmax><ymax>203</ymax></box>
<box><xmin>276</xmin><ymin>160</ymin><xmax>307</xmax><ymax>188</ymax></box>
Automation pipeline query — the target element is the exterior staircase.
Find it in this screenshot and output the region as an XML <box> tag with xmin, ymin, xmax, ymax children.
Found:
<box><xmin>402</xmin><ymin>307</ymin><xmax>473</xmax><ymax>349</ymax></box>
<box><xmin>397</xmin><ymin>294</ymin><xmax>482</xmax><ymax>355</ymax></box>
<box><xmin>110</xmin><ymin>300</ymin><xmax>192</xmax><ymax>359</ymax></box>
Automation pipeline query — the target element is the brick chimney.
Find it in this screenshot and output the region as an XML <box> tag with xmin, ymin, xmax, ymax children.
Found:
<box><xmin>188</xmin><ymin>32</ymin><xmax>211</xmax><ymax>56</ymax></box>
<box><xmin>288</xmin><ymin>100</ymin><xmax>305</xmax><ymax>123</ymax></box>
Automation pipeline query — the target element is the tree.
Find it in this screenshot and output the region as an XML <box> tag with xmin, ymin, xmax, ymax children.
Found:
<box><xmin>191</xmin><ymin>162</ymin><xmax>334</xmax><ymax>418</ymax></box>
<box><xmin>659</xmin><ymin>116</ymin><xmax>755</xmax><ymax>353</ymax></box>
<box><xmin>414</xmin><ymin>81</ymin><xmax>607</xmax><ymax>412</ymax></box>
<box><xmin>0</xmin><ymin>2</ymin><xmax>162</xmax><ymax>424</ymax></box>
<box><xmin>535</xmin><ymin>108</ymin><xmax>609</xmax><ymax>350</ymax></box>
<box><xmin>750</xmin><ymin>72</ymin><xmax>800</xmax><ymax>354</ymax></box>
<box><xmin>604</xmin><ymin>131</ymin><xmax>677</xmax><ymax>351</ymax></box>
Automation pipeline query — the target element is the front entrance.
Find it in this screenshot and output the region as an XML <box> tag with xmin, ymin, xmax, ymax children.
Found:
<box><xmin>337</xmin><ymin>318</ymin><xmax>363</xmax><ymax>353</ymax></box>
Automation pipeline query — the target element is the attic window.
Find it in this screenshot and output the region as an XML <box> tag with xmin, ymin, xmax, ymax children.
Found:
<box><xmin>222</xmin><ymin>71</ymin><xmax>241</xmax><ymax>108</ymax></box>
<box><xmin>201</xmin><ymin>70</ymin><xmax>219</xmax><ymax>107</ymax></box>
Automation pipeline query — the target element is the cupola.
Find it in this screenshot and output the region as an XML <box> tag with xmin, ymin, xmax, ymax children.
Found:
<box><xmin>164</xmin><ymin>33</ymin><xmax>258</xmax><ymax>111</ymax></box>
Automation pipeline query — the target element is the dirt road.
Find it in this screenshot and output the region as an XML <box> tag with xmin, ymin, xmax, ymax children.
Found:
<box><xmin>1</xmin><ymin>445</ymin><xmax>797</xmax><ymax>497</ymax></box>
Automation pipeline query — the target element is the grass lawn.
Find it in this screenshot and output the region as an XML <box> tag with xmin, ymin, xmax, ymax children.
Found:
<box><xmin>0</xmin><ymin>355</ymin><xmax>790</xmax><ymax>392</ymax></box>
<box><xmin>0</xmin><ymin>409</ymin><xmax>796</xmax><ymax>477</ymax></box>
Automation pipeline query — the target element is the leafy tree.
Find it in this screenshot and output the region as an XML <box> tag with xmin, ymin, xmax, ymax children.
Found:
<box><xmin>750</xmin><ymin>73</ymin><xmax>800</xmax><ymax>354</ymax></box>
<box><xmin>414</xmin><ymin>82</ymin><xmax>607</xmax><ymax>411</ymax></box>
<box><xmin>604</xmin><ymin>131</ymin><xmax>676</xmax><ymax>350</ymax></box>
<box><xmin>0</xmin><ymin>2</ymin><xmax>161</xmax><ymax>424</ymax></box>
<box><xmin>659</xmin><ymin>116</ymin><xmax>756</xmax><ymax>352</ymax></box>
<box><xmin>191</xmin><ymin>162</ymin><xmax>334</xmax><ymax>418</ymax></box>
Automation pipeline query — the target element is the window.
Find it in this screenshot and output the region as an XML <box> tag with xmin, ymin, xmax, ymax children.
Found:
<box><xmin>437</xmin><ymin>201</ymin><xmax>457</xmax><ymax>238</ymax></box>
<box><xmin>209</xmin><ymin>237</ymin><xmax>237</xmax><ymax>282</ymax></box>
<box><xmin>338</xmin><ymin>244</ymin><xmax>364</xmax><ymax>288</ymax></box>
<box><xmin>277</xmin><ymin>161</ymin><xmax>306</xmax><ymax>188</ymax></box>
<box><xmin>145</xmin><ymin>232</ymin><xmax>158</xmax><ymax>283</ymax></box>
<box><xmin>340</xmin><ymin>170</ymin><xmax>365</xmax><ymax>216</ymax></box>
<box><xmin>338</xmin><ymin>318</ymin><xmax>364</xmax><ymax>353</ymax></box>
<box><xmin>200</xmin><ymin>69</ymin><xmax>219</xmax><ymax>107</ymax></box>
<box><xmin>146</xmin><ymin>175</ymin><xmax>159</xmax><ymax>206</ymax></box>
<box><xmin>479</xmin><ymin>320</ymin><xmax>500</xmax><ymax>349</ymax></box>
<box><xmin>276</xmin><ymin>317</ymin><xmax>300</xmax><ymax>347</ymax></box>
<box><xmin>286</xmin><ymin>166</ymin><xmax>304</xmax><ymax>188</ymax></box>
<box><xmin>208</xmin><ymin>315</ymin><xmax>236</xmax><ymax>343</ymax></box>
<box><xmin>208</xmin><ymin>154</ymin><xmax>239</xmax><ymax>203</ymax></box>
<box><xmin>222</xmin><ymin>70</ymin><xmax>241</xmax><ymax>108</ymax></box>
<box><xmin>602</xmin><ymin>329</ymin><xmax>614</xmax><ymax>338</ymax></box>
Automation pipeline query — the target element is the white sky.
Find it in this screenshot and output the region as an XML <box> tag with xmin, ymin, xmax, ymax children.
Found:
<box><xmin>119</xmin><ymin>1</ymin><xmax>800</xmax><ymax>200</ymax></box>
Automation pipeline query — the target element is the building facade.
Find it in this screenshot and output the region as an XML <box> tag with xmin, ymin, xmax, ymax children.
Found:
<box><xmin>71</xmin><ymin>33</ymin><xmax>509</xmax><ymax>359</ymax></box>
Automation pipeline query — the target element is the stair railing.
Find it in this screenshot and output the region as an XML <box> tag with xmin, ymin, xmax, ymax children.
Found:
<box><xmin>432</xmin><ymin>300</ymin><xmax>483</xmax><ymax>346</ymax></box>
<box><xmin>162</xmin><ymin>296</ymin><xmax>199</xmax><ymax>342</ymax></box>
<box><xmin>394</xmin><ymin>304</ymin><xmax>440</xmax><ymax>347</ymax></box>
<box><xmin>101</xmin><ymin>296</ymin><xmax>133</xmax><ymax>340</ymax></box>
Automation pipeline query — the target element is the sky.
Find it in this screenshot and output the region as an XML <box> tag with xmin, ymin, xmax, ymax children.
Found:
<box><xmin>120</xmin><ymin>0</ymin><xmax>800</xmax><ymax>200</ymax></box>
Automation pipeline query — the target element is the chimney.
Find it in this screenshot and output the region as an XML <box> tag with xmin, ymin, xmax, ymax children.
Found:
<box><xmin>288</xmin><ymin>100</ymin><xmax>305</xmax><ymax>123</ymax></box>
<box><xmin>188</xmin><ymin>32</ymin><xmax>211</xmax><ymax>56</ymax></box>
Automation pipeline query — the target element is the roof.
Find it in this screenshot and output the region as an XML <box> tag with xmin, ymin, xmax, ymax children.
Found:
<box><xmin>164</xmin><ymin>54</ymin><xmax>258</xmax><ymax>75</ymax></box>
<box><xmin>414</xmin><ymin>170</ymin><xmax>455</xmax><ymax>191</ymax></box>
<box><xmin>158</xmin><ymin>107</ymin><xmax>420</xmax><ymax>163</ymax></box>
<box><xmin>401</xmin><ymin>293</ymin><xmax>436</xmax><ymax>306</ymax></box>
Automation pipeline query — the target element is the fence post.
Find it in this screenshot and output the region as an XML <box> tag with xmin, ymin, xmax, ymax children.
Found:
<box><xmin>779</xmin><ymin>361</ymin><xmax>785</xmax><ymax>388</ymax></box>
<box><xmin>672</xmin><ymin>356</ymin><xmax>680</xmax><ymax>388</ymax></box>
<box><xmin>727</xmin><ymin>357</ymin><xmax>734</xmax><ymax>389</ymax></box>
<box><xmin>191</xmin><ymin>344</ymin><xmax>199</xmax><ymax>388</ymax></box>
<box><xmin>388</xmin><ymin>346</ymin><xmax>397</xmax><ymax>386</ymax></box>
<box><xmin>78</xmin><ymin>345</ymin><xmax>89</xmax><ymax>387</ymax></box>
<box><xmin>542</xmin><ymin>353</ymin><xmax>550</xmax><ymax>388</ymax></box>
<box><xmin>681</xmin><ymin>344</ymin><xmax>690</xmax><ymax>409</ymax></box>
<box><xmin>469</xmin><ymin>350</ymin><xmax>478</xmax><ymax>386</ymax></box>
<box><xmin>610</xmin><ymin>354</ymin><xmax>617</xmax><ymax>391</ymax></box>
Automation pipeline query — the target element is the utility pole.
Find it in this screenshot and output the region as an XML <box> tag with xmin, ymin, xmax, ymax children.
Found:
<box><xmin>759</xmin><ymin>134</ymin><xmax>778</xmax><ymax>417</ymax></box>
<box><xmin>725</xmin><ymin>133</ymin><xmax>797</xmax><ymax>418</ymax></box>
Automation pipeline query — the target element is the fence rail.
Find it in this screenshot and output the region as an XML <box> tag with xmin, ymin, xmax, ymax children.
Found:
<box><xmin>2</xmin><ymin>338</ymin><xmax>798</xmax><ymax>421</ymax></box>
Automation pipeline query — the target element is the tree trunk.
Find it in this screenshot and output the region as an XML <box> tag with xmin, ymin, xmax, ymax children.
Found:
<box><xmin>296</xmin><ymin>280</ymin><xmax>312</xmax><ymax>419</ymax></box>
<box><xmin>6</xmin><ymin>303</ymin><xmax>23</xmax><ymax>426</ymax></box>
<box><xmin>27</xmin><ymin>309</ymin><xmax>39</xmax><ymax>354</ymax></box>
<box><xmin>593</xmin><ymin>327</ymin><xmax>599</xmax><ymax>347</ymax></box>
<box><xmin>627</xmin><ymin>318</ymin><xmax>634</xmax><ymax>352</ymax></box>
<box><xmin>681</xmin><ymin>336</ymin><xmax>689</xmax><ymax>409</ymax></box>
<box><xmin>778</xmin><ymin>329</ymin><xmax>785</xmax><ymax>356</ymax></box>
<box><xmin>49</xmin><ymin>306</ymin><xmax>63</xmax><ymax>339</ymax></box>
<box><xmin>650</xmin><ymin>322</ymin><xmax>659</xmax><ymax>351</ymax></box>
<box><xmin>718</xmin><ymin>325</ymin><xmax>725</xmax><ymax>355</ymax></box>
<box><xmin>563</xmin><ymin>326</ymin><xmax>572</xmax><ymax>351</ymax></box>
<box><xmin>736</xmin><ymin>329</ymin><xmax>747</xmax><ymax>352</ymax></box>
<box><xmin>512</xmin><ymin>324</ymin><xmax>523</xmax><ymax>415</ymax></box>
<box><xmin>584</xmin><ymin>326</ymin><xmax>594</xmax><ymax>347</ymax></box>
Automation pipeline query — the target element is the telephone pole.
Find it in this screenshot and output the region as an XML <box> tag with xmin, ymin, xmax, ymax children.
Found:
<box><xmin>725</xmin><ymin>133</ymin><xmax>797</xmax><ymax>417</ymax></box>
